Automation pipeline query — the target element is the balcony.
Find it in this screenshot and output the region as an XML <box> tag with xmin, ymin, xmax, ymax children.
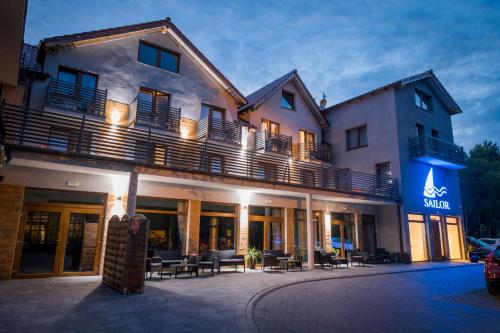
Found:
<box><xmin>409</xmin><ymin>136</ymin><xmax>466</xmax><ymax>169</ymax></box>
<box><xmin>1</xmin><ymin>103</ymin><xmax>400</xmax><ymax>200</ymax></box>
<box><xmin>197</xmin><ymin>117</ymin><xmax>242</xmax><ymax>145</ymax></box>
<box><xmin>46</xmin><ymin>79</ymin><xmax>107</xmax><ymax>117</ymax></box>
<box><xmin>255</xmin><ymin>131</ymin><xmax>292</xmax><ymax>155</ymax></box>
<box><xmin>129</xmin><ymin>97</ymin><xmax>181</xmax><ymax>133</ymax></box>
<box><xmin>298</xmin><ymin>142</ymin><xmax>332</xmax><ymax>162</ymax></box>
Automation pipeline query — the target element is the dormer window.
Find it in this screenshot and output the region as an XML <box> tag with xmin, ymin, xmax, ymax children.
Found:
<box><xmin>415</xmin><ymin>90</ymin><xmax>432</xmax><ymax>112</ymax></box>
<box><xmin>281</xmin><ymin>90</ymin><xmax>295</xmax><ymax>110</ymax></box>
<box><xmin>138</xmin><ymin>41</ymin><xmax>180</xmax><ymax>73</ymax></box>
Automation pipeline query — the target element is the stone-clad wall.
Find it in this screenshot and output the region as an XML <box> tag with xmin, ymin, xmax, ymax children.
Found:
<box><xmin>0</xmin><ymin>184</ymin><xmax>25</xmax><ymax>279</ymax></box>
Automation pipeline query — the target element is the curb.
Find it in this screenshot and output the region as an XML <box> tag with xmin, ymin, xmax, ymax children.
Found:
<box><xmin>244</xmin><ymin>263</ymin><xmax>480</xmax><ymax>333</ymax></box>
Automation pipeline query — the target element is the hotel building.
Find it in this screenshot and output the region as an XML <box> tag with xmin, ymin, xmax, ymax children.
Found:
<box><xmin>0</xmin><ymin>17</ymin><xmax>466</xmax><ymax>279</ymax></box>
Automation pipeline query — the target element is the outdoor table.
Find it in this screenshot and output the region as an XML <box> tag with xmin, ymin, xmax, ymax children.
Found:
<box><xmin>161</xmin><ymin>259</ymin><xmax>182</xmax><ymax>268</ymax></box>
<box><xmin>197</xmin><ymin>261</ymin><xmax>215</xmax><ymax>276</ymax></box>
<box><xmin>170</xmin><ymin>264</ymin><xmax>198</xmax><ymax>278</ymax></box>
<box><xmin>286</xmin><ymin>259</ymin><xmax>302</xmax><ymax>271</ymax></box>
<box><xmin>331</xmin><ymin>257</ymin><xmax>348</xmax><ymax>268</ymax></box>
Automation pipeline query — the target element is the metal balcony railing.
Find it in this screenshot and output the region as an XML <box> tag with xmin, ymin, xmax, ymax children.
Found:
<box><xmin>256</xmin><ymin>131</ymin><xmax>293</xmax><ymax>155</ymax></box>
<box><xmin>129</xmin><ymin>97</ymin><xmax>181</xmax><ymax>133</ymax></box>
<box><xmin>46</xmin><ymin>79</ymin><xmax>107</xmax><ymax>117</ymax></box>
<box><xmin>298</xmin><ymin>142</ymin><xmax>332</xmax><ymax>162</ymax></box>
<box><xmin>197</xmin><ymin>117</ymin><xmax>242</xmax><ymax>145</ymax></box>
<box><xmin>1</xmin><ymin>103</ymin><xmax>400</xmax><ymax>200</ymax></box>
<box><xmin>409</xmin><ymin>135</ymin><xmax>466</xmax><ymax>166</ymax></box>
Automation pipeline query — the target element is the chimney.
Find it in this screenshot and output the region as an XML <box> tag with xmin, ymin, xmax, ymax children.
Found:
<box><xmin>319</xmin><ymin>92</ymin><xmax>327</xmax><ymax>110</ymax></box>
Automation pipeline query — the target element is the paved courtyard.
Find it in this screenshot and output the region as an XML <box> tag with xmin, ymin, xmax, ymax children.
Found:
<box><xmin>0</xmin><ymin>262</ymin><xmax>497</xmax><ymax>332</ymax></box>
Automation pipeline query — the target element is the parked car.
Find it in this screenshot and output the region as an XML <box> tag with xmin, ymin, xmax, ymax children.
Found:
<box><xmin>331</xmin><ymin>237</ymin><xmax>353</xmax><ymax>250</ymax></box>
<box><xmin>479</xmin><ymin>238</ymin><xmax>500</xmax><ymax>247</ymax></box>
<box><xmin>466</xmin><ymin>236</ymin><xmax>495</xmax><ymax>258</ymax></box>
<box><xmin>484</xmin><ymin>246</ymin><xmax>500</xmax><ymax>294</ymax></box>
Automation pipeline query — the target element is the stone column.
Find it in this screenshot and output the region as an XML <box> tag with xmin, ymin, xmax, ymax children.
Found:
<box><xmin>126</xmin><ymin>171</ymin><xmax>138</xmax><ymax>217</ymax></box>
<box><xmin>306</xmin><ymin>193</ymin><xmax>314</xmax><ymax>270</ymax></box>
<box><xmin>209</xmin><ymin>217</ymin><xmax>219</xmax><ymax>250</ymax></box>
<box><xmin>324</xmin><ymin>212</ymin><xmax>331</xmax><ymax>252</ymax></box>
<box><xmin>186</xmin><ymin>200</ymin><xmax>201</xmax><ymax>255</ymax></box>
<box><xmin>0</xmin><ymin>184</ymin><xmax>24</xmax><ymax>279</ymax></box>
<box><xmin>354</xmin><ymin>213</ymin><xmax>360</xmax><ymax>250</ymax></box>
<box><xmin>285</xmin><ymin>208</ymin><xmax>294</xmax><ymax>254</ymax></box>
<box><xmin>101</xmin><ymin>193</ymin><xmax>127</xmax><ymax>274</ymax></box>
<box><xmin>239</xmin><ymin>205</ymin><xmax>249</xmax><ymax>255</ymax></box>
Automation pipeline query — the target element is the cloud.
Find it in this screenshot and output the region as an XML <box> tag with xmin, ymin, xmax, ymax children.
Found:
<box><xmin>24</xmin><ymin>0</ymin><xmax>500</xmax><ymax>151</ymax></box>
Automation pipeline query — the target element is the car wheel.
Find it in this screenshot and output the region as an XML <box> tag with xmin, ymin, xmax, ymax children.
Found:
<box><xmin>486</xmin><ymin>281</ymin><xmax>498</xmax><ymax>295</ymax></box>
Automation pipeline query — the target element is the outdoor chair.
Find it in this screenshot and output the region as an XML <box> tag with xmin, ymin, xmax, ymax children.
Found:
<box><xmin>347</xmin><ymin>250</ymin><xmax>370</xmax><ymax>266</ymax></box>
<box><xmin>149</xmin><ymin>256</ymin><xmax>163</xmax><ymax>279</ymax></box>
<box><xmin>262</xmin><ymin>253</ymin><xmax>279</xmax><ymax>271</ymax></box>
<box><xmin>208</xmin><ymin>250</ymin><xmax>245</xmax><ymax>273</ymax></box>
<box><xmin>314</xmin><ymin>249</ymin><xmax>334</xmax><ymax>268</ymax></box>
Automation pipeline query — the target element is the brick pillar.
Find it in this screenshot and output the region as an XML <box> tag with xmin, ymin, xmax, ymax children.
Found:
<box><xmin>285</xmin><ymin>208</ymin><xmax>294</xmax><ymax>254</ymax></box>
<box><xmin>0</xmin><ymin>185</ymin><xmax>24</xmax><ymax>280</ymax></box>
<box><xmin>186</xmin><ymin>200</ymin><xmax>201</xmax><ymax>255</ymax></box>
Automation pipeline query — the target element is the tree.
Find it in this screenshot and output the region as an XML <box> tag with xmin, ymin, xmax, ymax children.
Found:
<box><xmin>460</xmin><ymin>141</ymin><xmax>500</xmax><ymax>237</ymax></box>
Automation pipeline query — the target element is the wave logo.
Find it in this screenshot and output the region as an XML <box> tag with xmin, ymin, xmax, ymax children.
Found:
<box><xmin>423</xmin><ymin>168</ymin><xmax>447</xmax><ymax>198</ymax></box>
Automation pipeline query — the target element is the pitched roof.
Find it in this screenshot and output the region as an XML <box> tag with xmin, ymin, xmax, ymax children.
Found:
<box><xmin>324</xmin><ymin>70</ymin><xmax>462</xmax><ymax>115</ymax></box>
<box><xmin>40</xmin><ymin>18</ymin><xmax>247</xmax><ymax>105</ymax></box>
<box><xmin>239</xmin><ymin>70</ymin><xmax>329</xmax><ymax>127</ymax></box>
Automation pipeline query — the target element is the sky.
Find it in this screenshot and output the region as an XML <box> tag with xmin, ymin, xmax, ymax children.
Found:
<box><xmin>24</xmin><ymin>0</ymin><xmax>500</xmax><ymax>151</ymax></box>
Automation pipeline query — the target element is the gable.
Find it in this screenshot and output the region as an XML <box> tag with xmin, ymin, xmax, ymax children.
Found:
<box><xmin>41</xmin><ymin>18</ymin><xmax>246</xmax><ymax>105</ymax></box>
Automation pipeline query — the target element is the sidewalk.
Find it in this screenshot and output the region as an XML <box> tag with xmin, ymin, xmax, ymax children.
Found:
<box><xmin>0</xmin><ymin>262</ymin><xmax>479</xmax><ymax>333</ymax></box>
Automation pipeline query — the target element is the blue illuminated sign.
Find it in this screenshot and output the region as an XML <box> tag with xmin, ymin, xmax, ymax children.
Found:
<box><xmin>423</xmin><ymin>168</ymin><xmax>450</xmax><ymax>210</ymax></box>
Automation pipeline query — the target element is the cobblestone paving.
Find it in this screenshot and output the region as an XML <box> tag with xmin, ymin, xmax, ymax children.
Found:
<box><xmin>0</xmin><ymin>262</ymin><xmax>488</xmax><ymax>333</ymax></box>
<box><xmin>253</xmin><ymin>265</ymin><xmax>500</xmax><ymax>333</ymax></box>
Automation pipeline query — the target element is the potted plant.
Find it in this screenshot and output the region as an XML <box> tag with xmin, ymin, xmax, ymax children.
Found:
<box><xmin>246</xmin><ymin>247</ymin><xmax>261</xmax><ymax>269</ymax></box>
<box><xmin>331</xmin><ymin>248</ymin><xmax>341</xmax><ymax>258</ymax></box>
<box><xmin>293</xmin><ymin>247</ymin><xmax>304</xmax><ymax>261</ymax></box>
<box><xmin>466</xmin><ymin>244</ymin><xmax>479</xmax><ymax>263</ymax></box>
<box><xmin>401</xmin><ymin>252</ymin><xmax>411</xmax><ymax>264</ymax></box>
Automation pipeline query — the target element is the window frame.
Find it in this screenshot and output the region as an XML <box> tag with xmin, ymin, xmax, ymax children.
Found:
<box><xmin>138</xmin><ymin>86</ymin><xmax>171</xmax><ymax>113</ymax></box>
<box><xmin>137</xmin><ymin>40</ymin><xmax>180</xmax><ymax>73</ymax></box>
<box><xmin>345</xmin><ymin>125</ymin><xmax>368</xmax><ymax>151</ymax></box>
<box><xmin>415</xmin><ymin>90</ymin><xmax>433</xmax><ymax>112</ymax></box>
<box><xmin>57</xmin><ymin>65</ymin><xmax>99</xmax><ymax>88</ymax></box>
<box><xmin>281</xmin><ymin>90</ymin><xmax>295</xmax><ymax>111</ymax></box>
<box><xmin>261</xmin><ymin>119</ymin><xmax>280</xmax><ymax>135</ymax></box>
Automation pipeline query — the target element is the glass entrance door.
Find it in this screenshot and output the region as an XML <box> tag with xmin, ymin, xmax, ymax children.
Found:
<box><xmin>408</xmin><ymin>213</ymin><xmax>428</xmax><ymax>261</ymax></box>
<box><xmin>430</xmin><ymin>215</ymin><xmax>445</xmax><ymax>261</ymax></box>
<box><xmin>19</xmin><ymin>210</ymin><xmax>61</xmax><ymax>274</ymax></box>
<box><xmin>331</xmin><ymin>213</ymin><xmax>355</xmax><ymax>257</ymax></box>
<box><xmin>63</xmin><ymin>213</ymin><xmax>100</xmax><ymax>272</ymax></box>
<box><xmin>16</xmin><ymin>205</ymin><xmax>104</xmax><ymax>277</ymax></box>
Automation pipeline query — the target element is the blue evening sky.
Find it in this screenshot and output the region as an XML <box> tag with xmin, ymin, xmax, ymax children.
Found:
<box><xmin>24</xmin><ymin>0</ymin><xmax>500</xmax><ymax>151</ymax></box>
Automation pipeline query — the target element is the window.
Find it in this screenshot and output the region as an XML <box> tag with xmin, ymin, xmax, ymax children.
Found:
<box><xmin>346</xmin><ymin>125</ymin><xmax>367</xmax><ymax>150</ymax></box>
<box><xmin>257</xmin><ymin>162</ymin><xmax>278</xmax><ymax>182</ymax></box>
<box><xmin>281</xmin><ymin>90</ymin><xmax>295</xmax><ymax>110</ymax></box>
<box><xmin>301</xmin><ymin>169</ymin><xmax>315</xmax><ymax>187</ymax></box>
<box><xmin>375</xmin><ymin>162</ymin><xmax>391</xmax><ymax>178</ymax></box>
<box><xmin>48</xmin><ymin>126</ymin><xmax>91</xmax><ymax>154</ymax></box>
<box><xmin>137</xmin><ymin>87</ymin><xmax>170</xmax><ymax>121</ymax></box>
<box><xmin>56</xmin><ymin>66</ymin><xmax>98</xmax><ymax>109</ymax></box>
<box><xmin>416</xmin><ymin>123</ymin><xmax>425</xmax><ymax>137</ymax></box>
<box><xmin>431</xmin><ymin>129</ymin><xmax>439</xmax><ymax>138</ymax></box>
<box><xmin>201</xmin><ymin>103</ymin><xmax>225</xmax><ymax>131</ymax></box>
<box><xmin>199</xmin><ymin>203</ymin><xmax>236</xmax><ymax>253</ymax></box>
<box><xmin>138</xmin><ymin>41</ymin><xmax>180</xmax><ymax>73</ymax></box>
<box><xmin>208</xmin><ymin>154</ymin><xmax>224</xmax><ymax>174</ymax></box>
<box><xmin>261</xmin><ymin>119</ymin><xmax>279</xmax><ymax>135</ymax></box>
<box><xmin>375</xmin><ymin>162</ymin><xmax>392</xmax><ymax>188</ymax></box>
<box><xmin>415</xmin><ymin>90</ymin><xmax>432</xmax><ymax>112</ymax></box>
